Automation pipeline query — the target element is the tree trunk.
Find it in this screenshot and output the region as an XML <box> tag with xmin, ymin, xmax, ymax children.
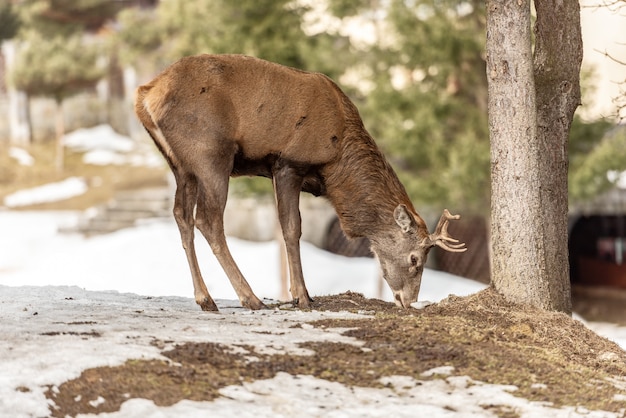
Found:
<box><xmin>3</xmin><ymin>41</ymin><xmax>32</xmax><ymax>145</ymax></box>
<box><xmin>533</xmin><ymin>0</ymin><xmax>582</xmax><ymax>313</ymax></box>
<box><xmin>0</xmin><ymin>47</ymin><xmax>7</xmax><ymax>96</ymax></box>
<box><xmin>276</xmin><ymin>221</ymin><xmax>290</xmax><ymax>301</ymax></box>
<box><xmin>487</xmin><ymin>0</ymin><xmax>581</xmax><ymax>314</ymax></box>
<box><xmin>107</xmin><ymin>49</ymin><xmax>130</xmax><ymax>135</ymax></box>
<box><xmin>55</xmin><ymin>99</ymin><xmax>65</xmax><ymax>173</ymax></box>
<box><xmin>486</xmin><ymin>0</ymin><xmax>555</xmax><ymax>311</ymax></box>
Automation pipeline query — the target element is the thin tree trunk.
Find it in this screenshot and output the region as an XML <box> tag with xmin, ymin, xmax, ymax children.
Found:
<box><xmin>276</xmin><ymin>221</ymin><xmax>290</xmax><ymax>301</ymax></box>
<box><xmin>533</xmin><ymin>0</ymin><xmax>582</xmax><ymax>314</ymax></box>
<box><xmin>107</xmin><ymin>49</ymin><xmax>129</xmax><ymax>135</ymax></box>
<box><xmin>3</xmin><ymin>41</ymin><xmax>31</xmax><ymax>145</ymax></box>
<box><xmin>55</xmin><ymin>99</ymin><xmax>64</xmax><ymax>173</ymax></box>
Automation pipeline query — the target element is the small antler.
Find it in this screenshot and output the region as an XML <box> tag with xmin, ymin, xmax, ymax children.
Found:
<box><xmin>427</xmin><ymin>209</ymin><xmax>467</xmax><ymax>252</ymax></box>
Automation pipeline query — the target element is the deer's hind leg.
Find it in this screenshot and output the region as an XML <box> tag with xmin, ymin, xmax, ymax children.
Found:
<box><xmin>172</xmin><ymin>170</ymin><xmax>218</xmax><ymax>311</ymax></box>
<box><xmin>193</xmin><ymin>157</ymin><xmax>266</xmax><ymax>310</ymax></box>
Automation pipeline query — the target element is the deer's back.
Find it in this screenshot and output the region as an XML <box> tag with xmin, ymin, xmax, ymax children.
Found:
<box><xmin>139</xmin><ymin>54</ymin><xmax>346</xmax><ymax>169</ymax></box>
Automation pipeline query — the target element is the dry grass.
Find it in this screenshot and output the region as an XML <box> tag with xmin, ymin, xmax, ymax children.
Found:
<box><xmin>0</xmin><ymin>142</ymin><xmax>168</xmax><ymax>210</ymax></box>
<box><xmin>46</xmin><ymin>289</ymin><xmax>626</xmax><ymax>417</ymax></box>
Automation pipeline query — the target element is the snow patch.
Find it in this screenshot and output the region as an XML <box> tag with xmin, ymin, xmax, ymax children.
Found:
<box><xmin>63</xmin><ymin>124</ymin><xmax>135</xmax><ymax>153</ymax></box>
<box><xmin>70</xmin><ymin>372</ymin><xmax>625</xmax><ymax>418</ymax></box>
<box><xmin>0</xmin><ymin>286</ymin><xmax>364</xmax><ymax>418</ymax></box>
<box><xmin>62</xmin><ymin>124</ymin><xmax>163</xmax><ymax>167</ymax></box>
<box><xmin>0</xmin><ymin>212</ymin><xmax>486</xmax><ymax>303</ymax></box>
<box><xmin>2</xmin><ymin>177</ymin><xmax>87</xmax><ymax>208</ymax></box>
<box><xmin>9</xmin><ymin>147</ymin><xmax>34</xmax><ymax>166</ymax></box>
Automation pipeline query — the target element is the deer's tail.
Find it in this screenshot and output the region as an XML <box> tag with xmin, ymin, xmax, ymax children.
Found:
<box><xmin>135</xmin><ymin>85</ymin><xmax>158</xmax><ymax>133</ymax></box>
<box><xmin>134</xmin><ymin>84</ymin><xmax>178</xmax><ymax>171</ymax></box>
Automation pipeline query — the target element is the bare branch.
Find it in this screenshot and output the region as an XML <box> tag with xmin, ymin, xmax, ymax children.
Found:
<box><xmin>583</xmin><ymin>0</ymin><xmax>626</xmax><ymax>12</ymax></box>
<box><xmin>592</xmin><ymin>45</ymin><xmax>626</xmax><ymax>121</ymax></box>
<box><xmin>612</xmin><ymin>83</ymin><xmax>626</xmax><ymax>122</ymax></box>
<box><xmin>594</xmin><ymin>48</ymin><xmax>626</xmax><ymax>66</ymax></box>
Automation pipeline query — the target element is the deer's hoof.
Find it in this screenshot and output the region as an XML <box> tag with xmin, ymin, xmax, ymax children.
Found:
<box><xmin>198</xmin><ymin>297</ymin><xmax>219</xmax><ymax>312</ymax></box>
<box><xmin>294</xmin><ymin>297</ymin><xmax>312</xmax><ymax>310</ymax></box>
<box><xmin>243</xmin><ymin>298</ymin><xmax>267</xmax><ymax>310</ymax></box>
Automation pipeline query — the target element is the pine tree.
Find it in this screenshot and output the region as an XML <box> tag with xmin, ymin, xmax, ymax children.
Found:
<box><xmin>327</xmin><ymin>0</ymin><xmax>490</xmax><ymax>213</ymax></box>
<box><xmin>9</xmin><ymin>0</ymin><xmax>110</xmax><ymax>168</ymax></box>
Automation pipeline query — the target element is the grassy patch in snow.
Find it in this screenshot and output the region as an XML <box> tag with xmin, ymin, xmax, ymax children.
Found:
<box><xmin>45</xmin><ymin>289</ymin><xmax>626</xmax><ymax>417</ymax></box>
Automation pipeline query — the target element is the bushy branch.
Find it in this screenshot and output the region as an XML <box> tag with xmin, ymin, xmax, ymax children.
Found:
<box><xmin>570</xmin><ymin>127</ymin><xmax>626</xmax><ymax>201</ymax></box>
<box><xmin>0</xmin><ymin>2</ymin><xmax>20</xmax><ymax>41</ymax></box>
<box><xmin>10</xmin><ymin>31</ymin><xmax>103</xmax><ymax>101</ymax></box>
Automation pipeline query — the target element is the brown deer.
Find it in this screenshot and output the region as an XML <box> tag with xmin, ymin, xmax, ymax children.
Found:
<box><xmin>134</xmin><ymin>54</ymin><xmax>466</xmax><ymax>311</ymax></box>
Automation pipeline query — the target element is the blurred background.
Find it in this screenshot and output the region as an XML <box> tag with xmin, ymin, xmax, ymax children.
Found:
<box><xmin>0</xmin><ymin>0</ymin><xmax>625</xmax><ymax>318</ymax></box>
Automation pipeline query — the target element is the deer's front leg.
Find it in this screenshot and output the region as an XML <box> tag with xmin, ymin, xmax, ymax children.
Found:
<box><xmin>273</xmin><ymin>163</ymin><xmax>312</xmax><ymax>308</ymax></box>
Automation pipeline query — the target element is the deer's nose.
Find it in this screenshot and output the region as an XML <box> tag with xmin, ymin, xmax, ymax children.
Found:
<box><xmin>393</xmin><ymin>288</ymin><xmax>419</xmax><ymax>308</ymax></box>
<box><xmin>393</xmin><ymin>291</ymin><xmax>413</xmax><ymax>308</ymax></box>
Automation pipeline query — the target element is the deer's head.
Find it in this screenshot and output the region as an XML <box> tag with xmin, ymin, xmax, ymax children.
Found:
<box><xmin>372</xmin><ymin>206</ymin><xmax>467</xmax><ymax>308</ymax></box>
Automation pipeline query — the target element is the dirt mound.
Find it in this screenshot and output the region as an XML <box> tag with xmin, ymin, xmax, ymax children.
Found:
<box><xmin>47</xmin><ymin>289</ymin><xmax>626</xmax><ymax>417</ymax></box>
<box><xmin>428</xmin><ymin>289</ymin><xmax>626</xmax><ymax>374</ymax></box>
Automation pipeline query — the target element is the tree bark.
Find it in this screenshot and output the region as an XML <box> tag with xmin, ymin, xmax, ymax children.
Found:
<box><xmin>487</xmin><ymin>0</ymin><xmax>581</xmax><ymax>314</ymax></box>
<box><xmin>486</xmin><ymin>0</ymin><xmax>555</xmax><ymax>311</ymax></box>
<box><xmin>533</xmin><ymin>0</ymin><xmax>582</xmax><ymax>313</ymax></box>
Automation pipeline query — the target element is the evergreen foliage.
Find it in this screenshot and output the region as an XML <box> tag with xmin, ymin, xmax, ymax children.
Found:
<box><xmin>570</xmin><ymin>124</ymin><xmax>626</xmax><ymax>201</ymax></box>
<box><xmin>326</xmin><ymin>0</ymin><xmax>490</xmax><ymax>212</ymax></box>
<box><xmin>11</xmin><ymin>31</ymin><xmax>102</xmax><ymax>102</ymax></box>
<box><xmin>117</xmin><ymin>0</ymin><xmax>350</xmax><ymax>78</ymax></box>
<box><xmin>4</xmin><ymin>0</ymin><xmax>618</xmax><ymax>206</ymax></box>
<box><xmin>0</xmin><ymin>1</ymin><xmax>20</xmax><ymax>41</ymax></box>
<box><xmin>9</xmin><ymin>0</ymin><xmax>109</xmax><ymax>103</ymax></box>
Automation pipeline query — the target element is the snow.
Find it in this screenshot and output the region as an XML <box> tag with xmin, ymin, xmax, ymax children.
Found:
<box><xmin>8</xmin><ymin>147</ymin><xmax>34</xmax><ymax>166</ymax></box>
<box><xmin>0</xmin><ymin>285</ymin><xmax>368</xmax><ymax>418</ymax></box>
<box><xmin>63</xmin><ymin>124</ymin><xmax>135</xmax><ymax>153</ymax></box>
<box><xmin>63</xmin><ymin>124</ymin><xmax>163</xmax><ymax>167</ymax></box>
<box><xmin>2</xmin><ymin>124</ymin><xmax>163</xmax><ymax>208</ymax></box>
<box><xmin>607</xmin><ymin>170</ymin><xmax>626</xmax><ymax>190</ymax></box>
<box><xmin>1</xmin><ymin>211</ymin><xmax>625</xmax><ymax>417</ymax></box>
<box><xmin>82</xmin><ymin>372</ymin><xmax>619</xmax><ymax>418</ymax></box>
<box><xmin>2</xmin><ymin>177</ymin><xmax>88</xmax><ymax>208</ymax></box>
<box><xmin>0</xmin><ymin>210</ymin><xmax>482</xmax><ymax>305</ymax></box>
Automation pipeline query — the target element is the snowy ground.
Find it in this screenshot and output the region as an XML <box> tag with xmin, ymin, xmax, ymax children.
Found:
<box><xmin>2</xmin><ymin>125</ymin><xmax>625</xmax><ymax>417</ymax></box>
<box><xmin>4</xmin><ymin>124</ymin><xmax>162</xmax><ymax>209</ymax></box>
<box><xmin>1</xmin><ymin>210</ymin><xmax>626</xmax><ymax>418</ymax></box>
<box><xmin>0</xmin><ymin>210</ymin><xmax>484</xmax><ymax>304</ymax></box>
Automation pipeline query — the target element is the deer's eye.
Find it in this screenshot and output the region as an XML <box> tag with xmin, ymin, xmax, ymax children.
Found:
<box><xmin>410</xmin><ymin>254</ymin><xmax>418</xmax><ymax>266</ymax></box>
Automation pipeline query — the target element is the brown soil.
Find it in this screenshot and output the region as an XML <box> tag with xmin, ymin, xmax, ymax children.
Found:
<box><xmin>46</xmin><ymin>289</ymin><xmax>626</xmax><ymax>417</ymax></box>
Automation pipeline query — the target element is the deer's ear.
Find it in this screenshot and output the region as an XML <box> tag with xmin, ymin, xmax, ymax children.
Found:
<box><xmin>394</xmin><ymin>204</ymin><xmax>415</xmax><ymax>234</ymax></box>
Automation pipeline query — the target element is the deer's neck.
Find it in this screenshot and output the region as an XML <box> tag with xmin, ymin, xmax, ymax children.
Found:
<box><xmin>322</xmin><ymin>132</ymin><xmax>415</xmax><ymax>239</ymax></box>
